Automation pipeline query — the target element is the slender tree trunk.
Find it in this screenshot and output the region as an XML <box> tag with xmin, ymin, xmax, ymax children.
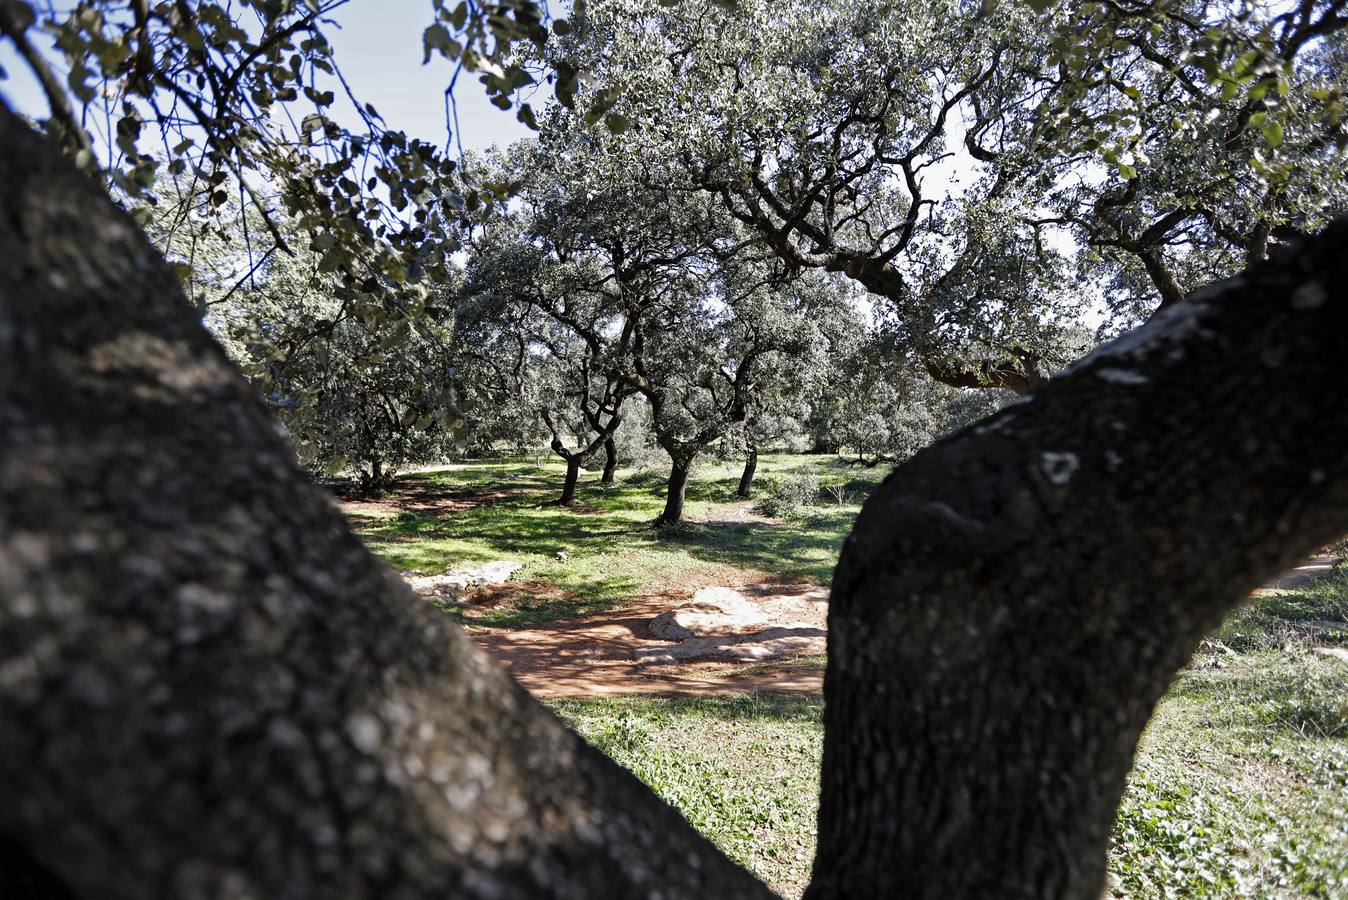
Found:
<box><xmin>806</xmin><ymin>225</ymin><xmax>1348</xmax><ymax>900</ymax></box>
<box><xmin>559</xmin><ymin>456</ymin><xmax>581</xmax><ymax>506</ymax></box>
<box><xmin>0</xmin><ymin>104</ymin><xmax>771</xmax><ymax>900</ymax></box>
<box><xmin>601</xmin><ymin>437</ymin><xmax>618</xmax><ymax>484</ymax></box>
<box><xmin>737</xmin><ymin>447</ymin><xmax>758</xmax><ymax>498</ymax></box>
<box><xmin>657</xmin><ymin>454</ymin><xmax>693</xmax><ymax>525</ymax></box>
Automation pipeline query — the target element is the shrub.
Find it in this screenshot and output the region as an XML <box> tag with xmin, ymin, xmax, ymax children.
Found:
<box><xmin>757</xmin><ymin>469</ymin><xmax>821</xmax><ymax>518</ymax></box>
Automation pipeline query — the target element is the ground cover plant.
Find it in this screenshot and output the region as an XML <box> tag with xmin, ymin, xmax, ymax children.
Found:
<box><xmin>347</xmin><ymin>454</ymin><xmax>880</xmax><ymax>627</ymax></box>
<box><xmin>5</xmin><ymin>0</ymin><xmax>1348</xmax><ymax>895</ymax></box>
<box><xmin>555</xmin><ymin>640</ymin><xmax>1348</xmax><ymax>899</ymax></box>
<box><xmin>347</xmin><ymin>456</ymin><xmax>1348</xmax><ymax>899</ymax></box>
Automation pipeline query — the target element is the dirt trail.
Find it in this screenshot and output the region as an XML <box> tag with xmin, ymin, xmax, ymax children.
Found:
<box><xmin>470</xmin><ymin>586</ymin><xmax>829</xmax><ymax>699</ymax></box>
<box><xmin>1255</xmin><ymin>554</ymin><xmax>1340</xmax><ymax>592</ymax></box>
<box><xmin>466</xmin><ymin>557</ymin><xmax>1342</xmax><ymax>700</ymax></box>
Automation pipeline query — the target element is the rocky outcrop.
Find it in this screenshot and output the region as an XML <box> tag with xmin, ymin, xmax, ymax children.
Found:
<box><xmin>643</xmin><ymin>585</ymin><xmax>827</xmax><ymax>663</ymax></box>
<box><xmin>636</xmin><ymin>626</ymin><xmax>825</xmax><ymax>664</ymax></box>
<box><xmin>404</xmin><ymin>560</ymin><xmax>522</xmax><ymax>604</ymax></box>
<box><xmin>647</xmin><ymin>586</ymin><xmax>774</xmax><ymax>639</ymax></box>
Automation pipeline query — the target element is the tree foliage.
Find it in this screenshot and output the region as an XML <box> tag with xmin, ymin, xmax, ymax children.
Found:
<box><xmin>550</xmin><ymin>0</ymin><xmax>1347</xmax><ymax>386</ymax></box>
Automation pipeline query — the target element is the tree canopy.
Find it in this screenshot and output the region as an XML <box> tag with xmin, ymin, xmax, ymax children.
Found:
<box><xmin>1</xmin><ymin>0</ymin><xmax>1346</xmax><ymax>897</ymax></box>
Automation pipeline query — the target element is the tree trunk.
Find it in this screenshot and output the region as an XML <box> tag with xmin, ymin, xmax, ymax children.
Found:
<box><xmin>601</xmin><ymin>438</ymin><xmax>618</xmax><ymax>484</ymax></box>
<box><xmin>806</xmin><ymin>226</ymin><xmax>1348</xmax><ymax>900</ymax></box>
<box><xmin>737</xmin><ymin>447</ymin><xmax>758</xmax><ymax>498</ymax></box>
<box><xmin>363</xmin><ymin>457</ymin><xmax>386</xmax><ymax>492</ymax></box>
<box><xmin>0</xmin><ymin>103</ymin><xmax>771</xmax><ymax>900</ymax></box>
<box><xmin>559</xmin><ymin>456</ymin><xmax>581</xmax><ymax>506</ymax></box>
<box><xmin>6</xmin><ymin>98</ymin><xmax>1348</xmax><ymax>900</ymax></box>
<box><xmin>657</xmin><ymin>454</ymin><xmax>693</xmax><ymax>525</ymax></box>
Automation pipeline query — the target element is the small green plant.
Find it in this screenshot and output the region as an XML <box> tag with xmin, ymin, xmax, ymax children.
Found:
<box><xmin>1256</xmin><ymin>663</ymin><xmax>1348</xmax><ymax>738</ymax></box>
<box><xmin>590</xmin><ymin>708</ymin><xmax>652</xmax><ymax>755</ymax></box>
<box><xmin>758</xmin><ymin>470</ymin><xmax>821</xmax><ymax>518</ymax></box>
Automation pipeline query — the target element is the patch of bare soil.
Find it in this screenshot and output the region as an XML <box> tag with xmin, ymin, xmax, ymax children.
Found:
<box><xmin>465</xmin><ymin>557</ymin><xmax>1343</xmax><ymax>700</ymax></box>
<box><xmin>467</xmin><ymin>583</ymin><xmax>828</xmax><ymax>699</ymax></box>
<box><xmin>1251</xmin><ymin>554</ymin><xmax>1341</xmax><ymax>593</ymax></box>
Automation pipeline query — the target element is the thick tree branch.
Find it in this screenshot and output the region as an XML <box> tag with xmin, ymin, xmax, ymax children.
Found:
<box><xmin>0</xmin><ymin>102</ymin><xmax>772</xmax><ymax>900</ymax></box>
<box><xmin>810</xmin><ymin>220</ymin><xmax>1348</xmax><ymax>900</ymax></box>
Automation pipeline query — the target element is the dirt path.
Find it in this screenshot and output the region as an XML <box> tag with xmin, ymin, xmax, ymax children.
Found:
<box><xmin>1255</xmin><ymin>553</ymin><xmax>1340</xmax><ymax>592</ymax></box>
<box><xmin>466</xmin><ymin>557</ymin><xmax>1343</xmax><ymax>700</ymax></box>
<box><xmin>469</xmin><ymin>586</ymin><xmax>828</xmax><ymax>699</ymax></box>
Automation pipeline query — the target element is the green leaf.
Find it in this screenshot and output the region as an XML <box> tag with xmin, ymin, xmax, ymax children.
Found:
<box><xmin>423</xmin><ymin>23</ymin><xmax>453</xmax><ymax>63</ymax></box>
<box><xmin>447</xmin><ymin>1</ymin><xmax>469</xmax><ymax>30</ymax></box>
<box><xmin>1262</xmin><ymin>121</ymin><xmax>1284</xmax><ymax>148</ymax></box>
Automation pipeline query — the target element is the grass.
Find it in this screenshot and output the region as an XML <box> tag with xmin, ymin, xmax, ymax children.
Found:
<box><xmin>343</xmin><ymin>455</ymin><xmax>1348</xmax><ymax>897</ymax></box>
<box><xmin>554</xmin><ymin>694</ymin><xmax>825</xmax><ymax>898</ymax></box>
<box><xmin>347</xmin><ymin>454</ymin><xmax>880</xmax><ymax>627</ymax></box>
<box><xmin>1113</xmin><ymin>650</ymin><xmax>1348</xmax><ymax>898</ymax></box>
<box><xmin>554</xmin><ymin>571</ymin><xmax>1348</xmax><ymax>899</ymax></box>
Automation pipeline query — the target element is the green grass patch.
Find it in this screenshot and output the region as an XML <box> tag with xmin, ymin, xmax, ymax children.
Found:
<box><xmin>347</xmin><ymin>454</ymin><xmax>881</xmax><ymax>627</ymax></box>
<box><xmin>1112</xmin><ymin>653</ymin><xmax>1348</xmax><ymax>897</ymax></box>
<box><xmin>553</xmin><ymin>694</ymin><xmax>824</xmax><ymax>898</ymax></box>
<box><xmin>550</xmin><ymin>565</ymin><xmax>1348</xmax><ymax>899</ymax></box>
<box><xmin>1215</xmin><ymin>567</ymin><xmax>1348</xmax><ymax>651</ymax></box>
<box><xmin>552</xmin><ymin>656</ymin><xmax>1348</xmax><ymax>899</ymax></box>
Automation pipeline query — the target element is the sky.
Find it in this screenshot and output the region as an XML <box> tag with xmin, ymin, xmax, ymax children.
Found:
<box><xmin>0</xmin><ymin>2</ymin><xmax>535</xmax><ymax>155</ymax></box>
<box><xmin>322</xmin><ymin>1</ymin><xmax>535</xmax><ymax>154</ymax></box>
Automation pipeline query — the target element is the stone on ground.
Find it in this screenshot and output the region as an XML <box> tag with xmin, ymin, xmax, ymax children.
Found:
<box><xmin>648</xmin><ymin>586</ymin><xmax>774</xmax><ymax>639</ymax></box>
<box><xmin>636</xmin><ymin>627</ymin><xmax>825</xmax><ymax>664</ymax></box>
<box><xmin>404</xmin><ymin>560</ymin><xmax>521</xmax><ymax>603</ymax></box>
<box><xmin>643</xmin><ymin>584</ymin><xmax>827</xmax><ymax>663</ymax></box>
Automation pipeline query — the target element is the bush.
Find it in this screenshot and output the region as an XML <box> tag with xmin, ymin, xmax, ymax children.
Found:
<box><xmin>757</xmin><ymin>469</ymin><xmax>821</xmax><ymax>518</ymax></box>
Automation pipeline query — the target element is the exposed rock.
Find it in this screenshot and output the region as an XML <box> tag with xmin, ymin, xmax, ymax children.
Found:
<box><xmin>636</xmin><ymin>627</ymin><xmax>826</xmax><ymax>664</ymax></box>
<box><xmin>405</xmin><ymin>561</ymin><xmax>522</xmax><ymax>603</ymax></box>
<box><xmin>1313</xmin><ymin>647</ymin><xmax>1348</xmax><ymax>663</ymax></box>
<box><xmin>643</xmin><ymin>584</ymin><xmax>829</xmax><ymax>663</ymax></box>
<box><xmin>648</xmin><ymin>586</ymin><xmax>773</xmax><ymax>640</ymax></box>
<box><xmin>745</xmin><ymin>583</ymin><xmax>829</xmax><ymax>621</ymax></box>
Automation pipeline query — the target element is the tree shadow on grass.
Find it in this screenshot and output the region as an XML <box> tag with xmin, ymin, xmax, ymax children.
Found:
<box><xmin>656</xmin><ymin>509</ymin><xmax>858</xmax><ymax>585</ymax></box>
<box><xmin>346</xmin><ymin>459</ymin><xmax>860</xmax><ymax>607</ymax></box>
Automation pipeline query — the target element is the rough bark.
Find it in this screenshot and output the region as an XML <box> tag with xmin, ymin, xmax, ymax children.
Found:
<box><xmin>0</xmin><ymin>104</ymin><xmax>772</xmax><ymax>900</ymax></box>
<box><xmin>541</xmin><ymin>407</ymin><xmax>621</xmax><ymax>506</ymax></box>
<box><xmin>808</xmin><ymin>225</ymin><xmax>1348</xmax><ymax>900</ymax></box>
<box><xmin>657</xmin><ymin>455</ymin><xmax>694</xmax><ymax>525</ymax></box>
<box><xmin>559</xmin><ymin>457</ymin><xmax>581</xmax><ymax>506</ymax></box>
<box><xmin>601</xmin><ymin>437</ymin><xmax>618</xmax><ymax>484</ymax></box>
<box><xmin>922</xmin><ymin>351</ymin><xmax>1045</xmax><ymax>395</ymax></box>
<box><xmin>5</xmin><ymin>93</ymin><xmax>1348</xmax><ymax>900</ymax></box>
<box><xmin>737</xmin><ymin>447</ymin><xmax>758</xmax><ymax>498</ymax></box>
